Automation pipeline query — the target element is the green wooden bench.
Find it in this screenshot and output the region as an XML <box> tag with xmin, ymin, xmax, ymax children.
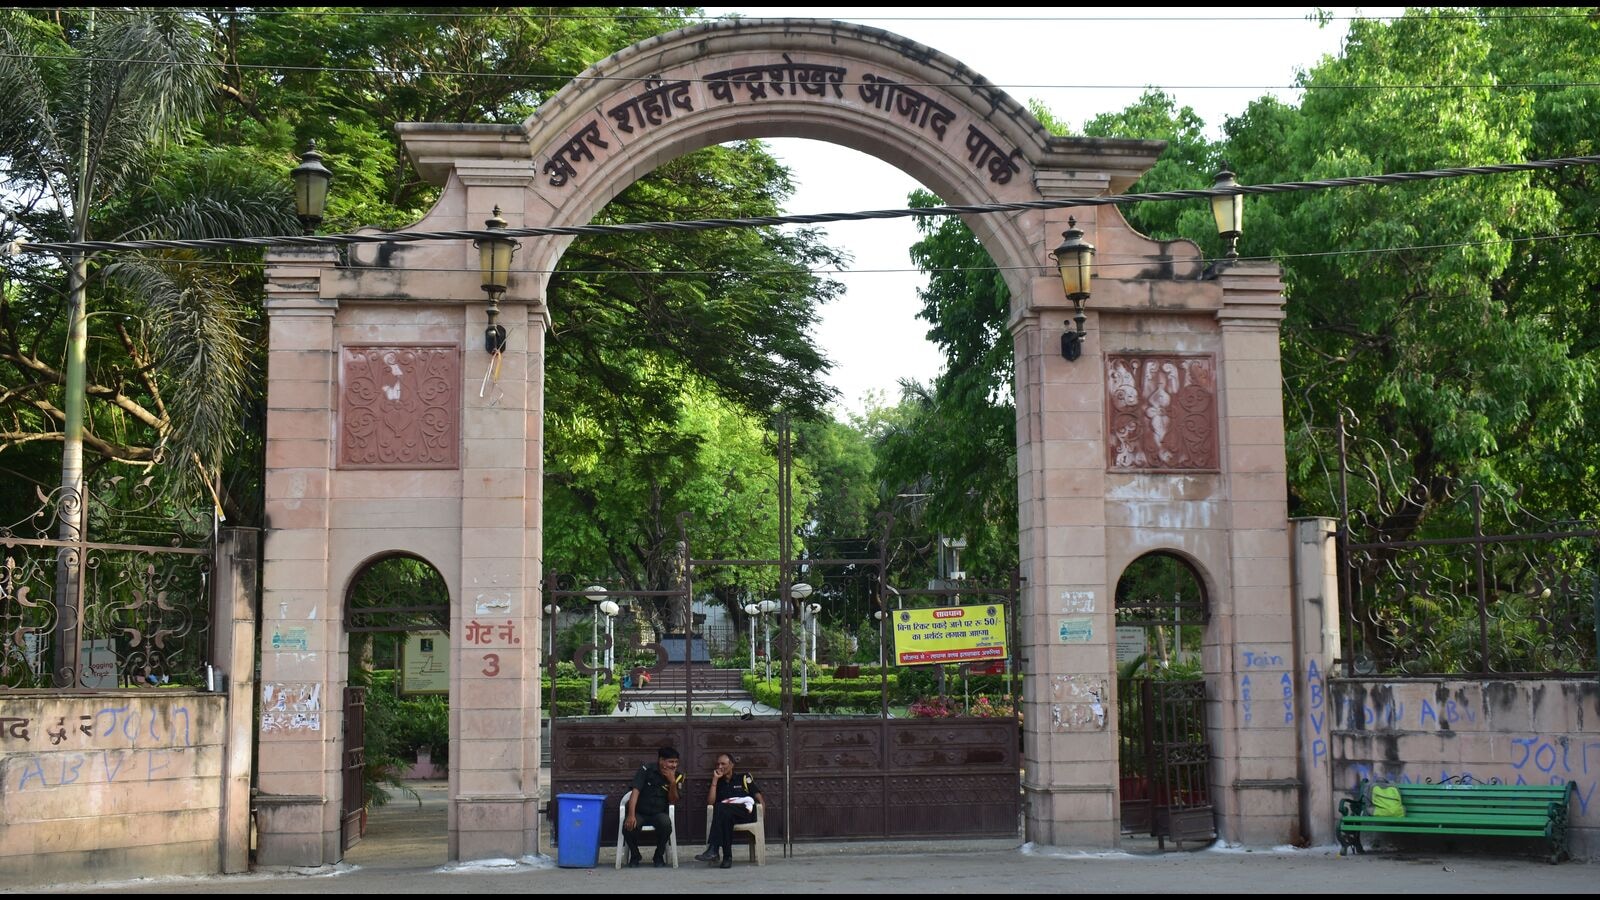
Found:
<box><xmin>1338</xmin><ymin>777</ymin><xmax>1574</xmax><ymax>863</ymax></box>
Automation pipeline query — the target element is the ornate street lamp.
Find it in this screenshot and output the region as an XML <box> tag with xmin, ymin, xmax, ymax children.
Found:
<box><xmin>1052</xmin><ymin>217</ymin><xmax>1095</xmax><ymax>362</ymax></box>
<box><xmin>1211</xmin><ymin>162</ymin><xmax>1244</xmax><ymax>261</ymax></box>
<box><xmin>289</xmin><ymin>141</ymin><xmax>332</xmax><ymax>236</ymax></box>
<box><xmin>599</xmin><ymin>599</ymin><xmax>620</xmax><ymax>670</ymax></box>
<box><xmin>475</xmin><ymin>207</ymin><xmax>518</xmax><ymax>353</ymax></box>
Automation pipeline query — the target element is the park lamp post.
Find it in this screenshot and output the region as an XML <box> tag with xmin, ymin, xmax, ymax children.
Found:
<box><xmin>475</xmin><ymin>207</ymin><xmax>517</xmax><ymax>354</ymax></box>
<box><xmin>743</xmin><ymin>602</ymin><xmax>761</xmax><ymax>672</ymax></box>
<box><xmin>599</xmin><ymin>599</ymin><xmax>620</xmax><ymax>670</ymax></box>
<box><xmin>1052</xmin><ymin>217</ymin><xmax>1095</xmax><ymax>362</ymax></box>
<box><xmin>758</xmin><ymin>599</ymin><xmax>779</xmax><ymax>682</ymax></box>
<box><xmin>790</xmin><ymin>581</ymin><xmax>815</xmax><ymax>696</ymax></box>
<box><xmin>584</xmin><ymin>584</ymin><xmax>606</xmax><ymax>712</ymax></box>
<box><xmin>542</xmin><ymin>600</ymin><xmax>561</xmax><ymax>660</ymax></box>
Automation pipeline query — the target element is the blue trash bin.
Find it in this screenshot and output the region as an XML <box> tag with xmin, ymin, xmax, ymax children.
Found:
<box><xmin>555</xmin><ymin>793</ymin><xmax>607</xmax><ymax>868</ymax></box>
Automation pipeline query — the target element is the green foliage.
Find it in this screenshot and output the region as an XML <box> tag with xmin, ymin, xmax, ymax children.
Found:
<box><xmin>394</xmin><ymin>694</ymin><xmax>449</xmax><ymax>766</ymax></box>
<box><xmin>1083</xmin><ymin>90</ymin><xmax>1221</xmax><ymax>246</ymax></box>
<box><xmin>0</xmin><ymin>8</ymin><xmax>299</xmax><ymax>504</ymax></box>
<box><xmin>886</xmin><ymin>12</ymin><xmax>1600</xmax><ymax>664</ymax></box>
<box><xmin>350</xmin><ymin>670</ymin><xmax>419</xmax><ymax>808</ymax></box>
<box><xmin>540</xmin><ymin>676</ymin><xmax>621</xmax><ymax>717</ymax></box>
<box><xmin>871</xmin><ymin>194</ymin><xmax>1018</xmax><ymax>582</ymax></box>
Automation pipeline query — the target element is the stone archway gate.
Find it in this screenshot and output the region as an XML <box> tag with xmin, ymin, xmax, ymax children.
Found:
<box><xmin>255</xmin><ymin>18</ymin><xmax>1296</xmax><ymax>865</ymax></box>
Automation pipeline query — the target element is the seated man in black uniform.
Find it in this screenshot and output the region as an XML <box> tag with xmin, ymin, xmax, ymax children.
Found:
<box><xmin>623</xmin><ymin>746</ymin><xmax>683</xmax><ymax>867</ymax></box>
<box><xmin>694</xmin><ymin>751</ymin><xmax>763</xmax><ymax>868</ymax></box>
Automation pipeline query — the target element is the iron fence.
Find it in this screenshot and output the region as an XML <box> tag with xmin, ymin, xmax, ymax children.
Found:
<box><xmin>0</xmin><ymin>479</ymin><xmax>214</xmax><ymax>690</ymax></box>
<box><xmin>1337</xmin><ymin>424</ymin><xmax>1599</xmax><ymax>677</ymax></box>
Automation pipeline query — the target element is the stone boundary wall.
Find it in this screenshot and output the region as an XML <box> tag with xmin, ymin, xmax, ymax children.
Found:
<box><xmin>1326</xmin><ymin>678</ymin><xmax>1600</xmax><ymax>858</ymax></box>
<box><xmin>0</xmin><ymin>692</ymin><xmax>226</xmax><ymax>885</ymax></box>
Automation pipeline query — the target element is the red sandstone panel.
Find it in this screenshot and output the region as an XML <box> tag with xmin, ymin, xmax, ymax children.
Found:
<box><xmin>1105</xmin><ymin>354</ymin><xmax>1219</xmax><ymax>472</ymax></box>
<box><xmin>338</xmin><ymin>345</ymin><xmax>460</xmax><ymax>470</ymax></box>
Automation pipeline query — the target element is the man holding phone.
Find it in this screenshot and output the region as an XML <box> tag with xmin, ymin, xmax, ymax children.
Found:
<box><xmin>694</xmin><ymin>751</ymin><xmax>763</xmax><ymax>868</ymax></box>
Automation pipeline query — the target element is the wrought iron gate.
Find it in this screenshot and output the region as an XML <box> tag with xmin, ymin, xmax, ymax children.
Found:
<box><xmin>545</xmin><ymin>415</ymin><xmax>1021</xmax><ymax>850</ymax></box>
<box><xmin>341</xmin><ymin>686</ymin><xmax>366</xmax><ymax>851</ymax></box>
<box><xmin>1117</xmin><ymin>678</ymin><xmax>1215</xmax><ymax>849</ymax></box>
<box><xmin>545</xmin><ymin>551</ymin><xmax>1021</xmax><ymax>846</ymax></box>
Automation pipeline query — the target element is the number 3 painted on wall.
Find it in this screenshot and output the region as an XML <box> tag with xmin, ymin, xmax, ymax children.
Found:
<box><xmin>482</xmin><ymin>653</ymin><xmax>500</xmax><ymax>677</ymax></box>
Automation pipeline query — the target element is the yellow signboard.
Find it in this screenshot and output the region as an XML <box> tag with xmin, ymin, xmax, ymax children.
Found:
<box><xmin>402</xmin><ymin>630</ymin><xmax>449</xmax><ymax>695</ymax></box>
<box><xmin>892</xmin><ymin>605</ymin><xmax>1007</xmax><ymax>666</ymax></box>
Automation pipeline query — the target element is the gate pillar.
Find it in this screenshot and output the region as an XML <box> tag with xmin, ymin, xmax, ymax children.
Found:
<box><xmin>256</xmin><ymin>149</ymin><xmax>549</xmax><ymax>863</ymax></box>
<box><xmin>256</xmin><ymin>247</ymin><xmax>344</xmax><ymax>866</ymax></box>
<box><xmin>1013</xmin><ymin>205</ymin><xmax>1295</xmax><ymax>847</ymax></box>
<box><xmin>1208</xmin><ymin>264</ymin><xmax>1299</xmax><ymax>845</ymax></box>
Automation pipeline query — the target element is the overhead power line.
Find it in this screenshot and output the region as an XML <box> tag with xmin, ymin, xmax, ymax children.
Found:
<box><xmin>51</xmin><ymin>229</ymin><xmax>1600</xmax><ymax>279</ymax></box>
<box><xmin>7</xmin><ymin>155</ymin><xmax>1600</xmax><ymax>259</ymax></box>
<box><xmin>12</xmin><ymin>8</ymin><xmax>1596</xmax><ymax>23</ymax></box>
<box><xmin>4</xmin><ymin>49</ymin><xmax>1597</xmax><ymax>95</ymax></box>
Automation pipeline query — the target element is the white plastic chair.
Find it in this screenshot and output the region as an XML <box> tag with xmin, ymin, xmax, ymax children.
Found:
<box><xmin>615</xmin><ymin>790</ymin><xmax>678</xmax><ymax>868</ymax></box>
<box><xmin>705</xmin><ymin>800</ymin><xmax>765</xmax><ymax>866</ymax></box>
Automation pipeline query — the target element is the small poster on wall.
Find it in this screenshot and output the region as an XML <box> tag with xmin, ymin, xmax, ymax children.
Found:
<box><xmin>402</xmin><ymin>630</ymin><xmax>449</xmax><ymax>695</ymax></box>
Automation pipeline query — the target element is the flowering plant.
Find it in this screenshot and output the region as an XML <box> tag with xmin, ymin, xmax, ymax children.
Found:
<box><xmin>967</xmin><ymin>695</ymin><xmax>1016</xmax><ymax>718</ymax></box>
<box><xmin>908</xmin><ymin>695</ymin><xmax>959</xmax><ymax>718</ymax></box>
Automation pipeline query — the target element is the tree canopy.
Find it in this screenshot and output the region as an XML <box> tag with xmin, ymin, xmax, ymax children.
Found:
<box><xmin>881</xmin><ymin>8</ymin><xmax>1600</xmax><ymax>585</ymax></box>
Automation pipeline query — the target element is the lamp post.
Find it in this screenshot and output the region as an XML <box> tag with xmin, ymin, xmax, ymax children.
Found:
<box><xmin>599</xmin><ymin>599</ymin><xmax>620</xmax><ymax>670</ymax></box>
<box><xmin>1211</xmin><ymin>162</ymin><xmax>1244</xmax><ymax>261</ymax></box>
<box><xmin>743</xmin><ymin>602</ymin><xmax>760</xmax><ymax>672</ymax></box>
<box><xmin>759</xmin><ymin>599</ymin><xmax>779</xmax><ymax>682</ymax></box>
<box><xmin>1052</xmin><ymin>218</ymin><xmax>1095</xmax><ymax>362</ymax></box>
<box><xmin>789</xmin><ymin>581</ymin><xmax>814</xmax><ymax>696</ymax></box>
<box><xmin>807</xmin><ymin>603</ymin><xmax>822</xmax><ymax>661</ymax></box>
<box><xmin>474</xmin><ymin>207</ymin><xmax>517</xmax><ymax>354</ymax></box>
<box><xmin>290</xmin><ymin>141</ymin><xmax>332</xmax><ymax>236</ymax></box>
<box><xmin>584</xmin><ymin>584</ymin><xmax>606</xmax><ymax>712</ymax></box>
<box><xmin>542</xmin><ymin>602</ymin><xmax>561</xmax><ymax>657</ymax></box>
<box><xmin>874</xmin><ymin>609</ymin><xmax>887</xmax><ymax>667</ymax></box>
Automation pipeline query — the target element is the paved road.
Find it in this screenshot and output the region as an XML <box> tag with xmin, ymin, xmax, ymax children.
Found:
<box><xmin>15</xmin><ymin>782</ymin><xmax>1594</xmax><ymax>894</ymax></box>
<box><xmin>27</xmin><ymin>843</ymin><xmax>1598</xmax><ymax>895</ymax></box>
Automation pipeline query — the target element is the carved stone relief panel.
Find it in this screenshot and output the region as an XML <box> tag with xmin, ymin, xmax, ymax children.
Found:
<box><xmin>1105</xmin><ymin>354</ymin><xmax>1218</xmax><ymax>472</ymax></box>
<box><xmin>339</xmin><ymin>345</ymin><xmax>460</xmax><ymax>469</ymax></box>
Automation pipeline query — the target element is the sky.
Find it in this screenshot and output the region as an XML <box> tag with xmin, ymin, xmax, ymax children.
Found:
<box><xmin>703</xmin><ymin>7</ymin><xmax>1403</xmax><ymax>416</ymax></box>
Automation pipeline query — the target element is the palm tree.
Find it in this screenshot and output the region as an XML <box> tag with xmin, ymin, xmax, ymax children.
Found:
<box><xmin>0</xmin><ymin>8</ymin><xmax>295</xmax><ymax>506</ymax></box>
<box><xmin>0</xmin><ymin>9</ymin><xmax>296</xmax><ymax>680</ymax></box>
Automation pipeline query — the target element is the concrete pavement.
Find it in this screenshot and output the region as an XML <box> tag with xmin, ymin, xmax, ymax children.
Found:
<box><xmin>11</xmin><ymin>780</ymin><xmax>1594</xmax><ymax>894</ymax></box>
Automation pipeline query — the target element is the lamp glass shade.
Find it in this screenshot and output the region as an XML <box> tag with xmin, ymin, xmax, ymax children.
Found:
<box><xmin>476</xmin><ymin>208</ymin><xmax>516</xmax><ymax>293</ymax></box>
<box><xmin>290</xmin><ymin>145</ymin><xmax>332</xmax><ymax>228</ymax></box>
<box><xmin>759</xmin><ymin>599</ymin><xmax>780</xmax><ymax>614</ymax></box>
<box><xmin>1054</xmin><ymin>226</ymin><xmax>1094</xmax><ymax>300</ymax></box>
<box><xmin>583</xmin><ymin>584</ymin><xmax>606</xmax><ymax>603</ymax></box>
<box><xmin>1210</xmin><ymin>168</ymin><xmax>1243</xmax><ymax>237</ymax></box>
<box><xmin>743</xmin><ymin>603</ymin><xmax>760</xmax><ymax>616</ymax></box>
<box><xmin>599</xmin><ymin>599</ymin><xmax>620</xmax><ymax>617</ymax></box>
<box><xmin>789</xmin><ymin>581</ymin><xmax>814</xmax><ymax>600</ymax></box>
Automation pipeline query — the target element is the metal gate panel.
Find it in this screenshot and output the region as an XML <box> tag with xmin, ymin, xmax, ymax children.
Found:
<box><xmin>1152</xmin><ymin>680</ymin><xmax>1215</xmax><ymax>848</ymax></box>
<box><xmin>790</xmin><ymin>721</ymin><xmax>885</xmax><ymax>838</ymax></box>
<box><xmin>549</xmin><ymin>717</ymin><xmax>1018</xmax><ymax>843</ymax></box>
<box><xmin>884</xmin><ymin>720</ymin><xmax>1018</xmax><ymax>837</ymax></box>
<box><xmin>1117</xmin><ymin>678</ymin><xmax>1216</xmax><ymax>848</ymax></box>
<box><xmin>341</xmin><ymin>686</ymin><xmax>366</xmax><ymax>852</ymax></box>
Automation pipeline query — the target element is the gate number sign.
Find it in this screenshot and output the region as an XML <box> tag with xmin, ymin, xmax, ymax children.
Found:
<box><xmin>893</xmin><ymin>606</ymin><xmax>1007</xmax><ymax>666</ymax></box>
